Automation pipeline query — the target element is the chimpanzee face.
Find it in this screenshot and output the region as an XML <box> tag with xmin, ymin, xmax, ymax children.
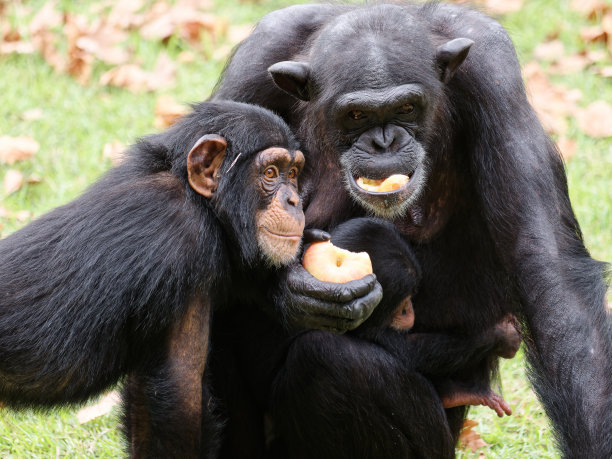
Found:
<box><xmin>186</xmin><ymin>134</ymin><xmax>305</xmax><ymax>267</ymax></box>
<box><xmin>331</xmin><ymin>84</ymin><xmax>431</xmax><ymax>218</ymax></box>
<box><xmin>267</xmin><ymin>7</ymin><xmax>473</xmax><ymax>219</ymax></box>
<box><xmin>252</xmin><ymin>147</ymin><xmax>305</xmax><ymax>266</ymax></box>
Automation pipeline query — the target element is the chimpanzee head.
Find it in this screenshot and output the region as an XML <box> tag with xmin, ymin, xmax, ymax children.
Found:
<box><xmin>267</xmin><ymin>5</ymin><xmax>472</xmax><ymax>218</ymax></box>
<box><xmin>165</xmin><ymin>101</ymin><xmax>305</xmax><ymax>267</ymax></box>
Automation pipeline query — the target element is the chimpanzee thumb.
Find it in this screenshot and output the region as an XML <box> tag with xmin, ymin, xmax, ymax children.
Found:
<box><xmin>303</xmin><ymin>228</ymin><xmax>331</xmax><ymax>244</ymax></box>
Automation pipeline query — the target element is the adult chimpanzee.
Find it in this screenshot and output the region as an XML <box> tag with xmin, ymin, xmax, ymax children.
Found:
<box><xmin>211</xmin><ymin>217</ymin><xmax>520</xmax><ymax>458</ymax></box>
<box><xmin>0</xmin><ymin>101</ymin><xmax>305</xmax><ymax>457</ymax></box>
<box><xmin>212</xmin><ymin>2</ymin><xmax>612</xmax><ymax>457</ymax></box>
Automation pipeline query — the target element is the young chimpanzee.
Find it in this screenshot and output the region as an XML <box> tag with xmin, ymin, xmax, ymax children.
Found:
<box><xmin>0</xmin><ymin>100</ymin><xmax>305</xmax><ymax>457</ymax></box>
<box><xmin>211</xmin><ymin>218</ymin><xmax>519</xmax><ymax>459</ymax></box>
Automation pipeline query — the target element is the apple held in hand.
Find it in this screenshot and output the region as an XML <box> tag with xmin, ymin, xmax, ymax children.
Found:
<box><xmin>302</xmin><ymin>241</ymin><xmax>373</xmax><ymax>283</ymax></box>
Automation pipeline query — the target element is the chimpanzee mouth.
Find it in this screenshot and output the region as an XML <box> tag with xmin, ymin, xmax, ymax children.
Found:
<box><xmin>353</xmin><ymin>174</ymin><xmax>411</xmax><ymax>194</ymax></box>
<box><xmin>261</xmin><ymin>228</ymin><xmax>302</xmax><ymax>242</ymax></box>
<box><xmin>345</xmin><ymin>166</ymin><xmax>425</xmax><ymax>218</ymax></box>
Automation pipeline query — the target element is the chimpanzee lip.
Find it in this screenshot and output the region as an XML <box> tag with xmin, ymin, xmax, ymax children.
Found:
<box><xmin>262</xmin><ymin>228</ymin><xmax>302</xmax><ymax>241</ymax></box>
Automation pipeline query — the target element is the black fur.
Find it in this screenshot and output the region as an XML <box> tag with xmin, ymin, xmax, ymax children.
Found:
<box><xmin>0</xmin><ymin>100</ymin><xmax>300</xmax><ymax>457</ymax></box>
<box><xmin>213</xmin><ymin>2</ymin><xmax>612</xmax><ymax>457</ymax></box>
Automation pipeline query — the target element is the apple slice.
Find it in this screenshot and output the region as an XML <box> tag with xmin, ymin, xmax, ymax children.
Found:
<box><xmin>302</xmin><ymin>241</ymin><xmax>373</xmax><ymax>283</ymax></box>
<box><xmin>356</xmin><ymin>174</ymin><xmax>409</xmax><ymax>193</ymax></box>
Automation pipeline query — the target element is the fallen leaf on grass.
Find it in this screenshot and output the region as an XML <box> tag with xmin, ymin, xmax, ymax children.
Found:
<box><xmin>523</xmin><ymin>61</ymin><xmax>581</xmax><ymax>135</ymax></box>
<box><xmin>154</xmin><ymin>95</ymin><xmax>190</xmax><ymax>129</ymax></box>
<box><xmin>577</xmin><ymin>101</ymin><xmax>612</xmax><ymax>138</ymax></box>
<box><xmin>533</xmin><ymin>40</ymin><xmax>565</xmax><ymax>61</ymax></box>
<box><xmin>99</xmin><ymin>52</ymin><xmax>176</xmax><ymax>92</ymax></box>
<box><xmin>484</xmin><ymin>0</ymin><xmax>524</xmax><ymax>14</ymax></box>
<box><xmin>103</xmin><ymin>141</ymin><xmax>126</xmax><ymax>166</ymax></box>
<box><xmin>549</xmin><ymin>54</ymin><xmax>593</xmax><ymax>75</ymax></box>
<box><xmin>139</xmin><ymin>2</ymin><xmax>224</xmax><ymax>45</ymax></box>
<box><xmin>3</xmin><ymin>170</ymin><xmax>24</xmax><ymax>195</ymax></box>
<box><xmin>77</xmin><ymin>390</ymin><xmax>121</xmax><ymax>424</ymax></box>
<box><xmin>570</xmin><ymin>0</ymin><xmax>609</xmax><ymax>18</ymax></box>
<box><xmin>557</xmin><ymin>137</ymin><xmax>577</xmax><ymax>160</ymax></box>
<box><xmin>0</xmin><ymin>136</ymin><xmax>39</xmax><ymax>164</ymax></box>
<box><xmin>15</xmin><ymin>210</ymin><xmax>32</xmax><ymax>222</ymax></box>
<box><xmin>458</xmin><ymin>419</ymin><xmax>487</xmax><ymax>452</ymax></box>
<box><xmin>20</xmin><ymin>108</ymin><xmax>44</xmax><ymax>121</ymax></box>
<box><xmin>580</xmin><ymin>25</ymin><xmax>608</xmax><ymax>43</ymax></box>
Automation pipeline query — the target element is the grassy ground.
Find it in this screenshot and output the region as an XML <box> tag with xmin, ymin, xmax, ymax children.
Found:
<box><xmin>0</xmin><ymin>0</ymin><xmax>610</xmax><ymax>457</ymax></box>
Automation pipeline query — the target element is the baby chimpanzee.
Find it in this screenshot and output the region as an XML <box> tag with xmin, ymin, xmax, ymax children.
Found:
<box><xmin>210</xmin><ymin>217</ymin><xmax>519</xmax><ymax>459</ymax></box>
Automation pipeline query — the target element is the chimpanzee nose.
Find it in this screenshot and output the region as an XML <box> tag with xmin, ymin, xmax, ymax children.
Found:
<box><xmin>371</xmin><ymin>126</ymin><xmax>397</xmax><ymax>151</ymax></box>
<box><xmin>286</xmin><ymin>187</ymin><xmax>299</xmax><ymax>207</ymax></box>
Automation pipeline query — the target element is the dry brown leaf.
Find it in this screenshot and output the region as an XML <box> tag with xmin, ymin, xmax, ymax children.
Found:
<box><xmin>107</xmin><ymin>0</ymin><xmax>146</xmax><ymax>30</ymax></box>
<box><xmin>20</xmin><ymin>108</ymin><xmax>44</xmax><ymax>121</ymax></box>
<box><xmin>227</xmin><ymin>24</ymin><xmax>253</xmax><ymax>45</ymax></box>
<box><xmin>484</xmin><ymin>0</ymin><xmax>524</xmax><ymax>14</ymax></box>
<box><xmin>103</xmin><ymin>141</ymin><xmax>126</xmax><ymax>166</ymax></box>
<box><xmin>3</xmin><ymin>170</ymin><xmax>24</xmax><ymax>195</ymax></box>
<box><xmin>603</xmin><ymin>12</ymin><xmax>612</xmax><ymax>35</ymax></box>
<box><xmin>99</xmin><ymin>52</ymin><xmax>176</xmax><ymax>92</ymax></box>
<box><xmin>596</xmin><ymin>66</ymin><xmax>612</xmax><ymax>77</ymax></box>
<box><xmin>587</xmin><ymin>49</ymin><xmax>608</xmax><ymax>63</ymax></box>
<box><xmin>0</xmin><ymin>136</ymin><xmax>39</xmax><ymax>164</ymax></box>
<box><xmin>577</xmin><ymin>101</ymin><xmax>612</xmax><ymax>138</ymax></box>
<box><xmin>15</xmin><ymin>210</ymin><xmax>32</xmax><ymax>222</ymax></box>
<box><xmin>549</xmin><ymin>54</ymin><xmax>592</xmax><ymax>75</ymax></box>
<box><xmin>580</xmin><ymin>25</ymin><xmax>607</xmax><ymax>43</ymax></box>
<box><xmin>177</xmin><ymin>50</ymin><xmax>196</xmax><ymax>63</ymax></box>
<box><xmin>557</xmin><ymin>137</ymin><xmax>577</xmax><ymax>160</ymax></box>
<box><xmin>140</xmin><ymin>2</ymin><xmax>224</xmax><ymax>45</ymax></box>
<box><xmin>75</xmin><ymin>24</ymin><xmax>130</xmax><ymax>66</ymax></box>
<box><xmin>77</xmin><ymin>390</ymin><xmax>121</xmax><ymax>424</ymax></box>
<box><xmin>0</xmin><ymin>41</ymin><xmax>35</xmax><ymax>55</ymax></box>
<box><xmin>533</xmin><ymin>40</ymin><xmax>565</xmax><ymax>62</ymax></box>
<box><xmin>153</xmin><ymin>95</ymin><xmax>190</xmax><ymax>129</ymax></box>
<box><xmin>523</xmin><ymin>61</ymin><xmax>581</xmax><ymax>135</ymax></box>
<box><xmin>570</xmin><ymin>0</ymin><xmax>609</xmax><ymax>18</ymax></box>
<box><xmin>29</xmin><ymin>1</ymin><xmax>63</xmax><ymax>36</ymax></box>
<box><xmin>458</xmin><ymin>419</ymin><xmax>487</xmax><ymax>452</ymax></box>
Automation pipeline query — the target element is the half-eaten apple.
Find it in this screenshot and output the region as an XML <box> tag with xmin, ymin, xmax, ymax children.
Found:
<box><xmin>355</xmin><ymin>174</ymin><xmax>410</xmax><ymax>193</ymax></box>
<box><xmin>302</xmin><ymin>241</ymin><xmax>373</xmax><ymax>283</ymax></box>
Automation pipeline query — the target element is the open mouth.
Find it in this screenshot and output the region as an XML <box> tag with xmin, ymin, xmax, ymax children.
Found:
<box><xmin>354</xmin><ymin>174</ymin><xmax>411</xmax><ymax>194</ymax></box>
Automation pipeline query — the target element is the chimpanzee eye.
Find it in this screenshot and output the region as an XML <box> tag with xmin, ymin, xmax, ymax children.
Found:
<box><xmin>288</xmin><ymin>167</ymin><xmax>298</xmax><ymax>179</ymax></box>
<box><xmin>398</xmin><ymin>103</ymin><xmax>415</xmax><ymax>114</ymax></box>
<box><xmin>264</xmin><ymin>167</ymin><xmax>278</xmax><ymax>179</ymax></box>
<box><xmin>348</xmin><ymin>110</ymin><xmax>365</xmax><ymax>120</ymax></box>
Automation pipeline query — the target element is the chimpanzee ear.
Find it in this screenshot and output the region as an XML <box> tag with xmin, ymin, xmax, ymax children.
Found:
<box><xmin>268</xmin><ymin>61</ymin><xmax>312</xmax><ymax>101</ymax></box>
<box><xmin>187</xmin><ymin>134</ymin><xmax>227</xmax><ymax>198</ymax></box>
<box><xmin>436</xmin><ymin>38</ymin><xmax>474</xmax><ymax>84</ymax></box>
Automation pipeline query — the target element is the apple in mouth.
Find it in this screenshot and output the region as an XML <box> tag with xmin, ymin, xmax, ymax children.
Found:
<box><xmin>355</xmin><ymin>174</ymin><xmax>410</xmax><ymax>193</ymax></box>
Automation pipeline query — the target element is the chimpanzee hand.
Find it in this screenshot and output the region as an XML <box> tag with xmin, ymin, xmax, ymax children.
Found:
<box><xmin>273</xmin><ymin>228</ymin><xmax>383</xmax><ymax>333</ymax></box>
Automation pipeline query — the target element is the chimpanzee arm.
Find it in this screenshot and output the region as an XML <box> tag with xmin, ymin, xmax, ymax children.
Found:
<box><xmin>124</xmin><ymin>294</ymin><xmax>211</xmax><ymax>458</ymax></box>
<box><xmin>373</xmin><ymin>318</ymin><xmax>518</xmax><ymax>377</ymax></box>
<box><xmin>430</xmin><ymin>5</ymin><xmax>612</xmax><ymax>456</ymax></box>
<box><xmin>0</xmin><ymin>165</ymin><xmax>217</xmax><ymax>407</ymax></box>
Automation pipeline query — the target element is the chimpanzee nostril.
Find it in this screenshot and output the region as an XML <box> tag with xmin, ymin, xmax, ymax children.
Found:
<box><xmin>371</xmin><ymin>126</ymin><xmax>397</xmax><ymax>151</ymax></box>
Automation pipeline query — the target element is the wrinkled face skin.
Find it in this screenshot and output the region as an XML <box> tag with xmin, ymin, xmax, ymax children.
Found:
<box><xmin>332</xmin><ymin>84</ymin><xmax>431</xmax><ymax>219</ymax></box>
<box><xmin>254</xmin><ymin>147</ymin><xmax>306</xmax><ymax>266</ymax></box>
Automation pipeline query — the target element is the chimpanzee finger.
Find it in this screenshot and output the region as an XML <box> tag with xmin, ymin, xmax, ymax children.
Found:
<box><xmin>288</xmin><ymin>265</ymin><xmax>379</xmax><ymax>302</ymax></box>
<box><xmin>302</xmin><ymin>228</ymin><xmax>331</xmax><ymax>244</ymax></box>
<box><xmin>288</xmin><ymin>281</ymin><xmax>382</xmax><ymax>332</ymax></box>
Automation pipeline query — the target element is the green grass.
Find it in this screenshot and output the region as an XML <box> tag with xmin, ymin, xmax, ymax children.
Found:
<box><xmin>0</xmin><ymin>0</ymin><xmax>610</xmax><ymax>457</ymax></box>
